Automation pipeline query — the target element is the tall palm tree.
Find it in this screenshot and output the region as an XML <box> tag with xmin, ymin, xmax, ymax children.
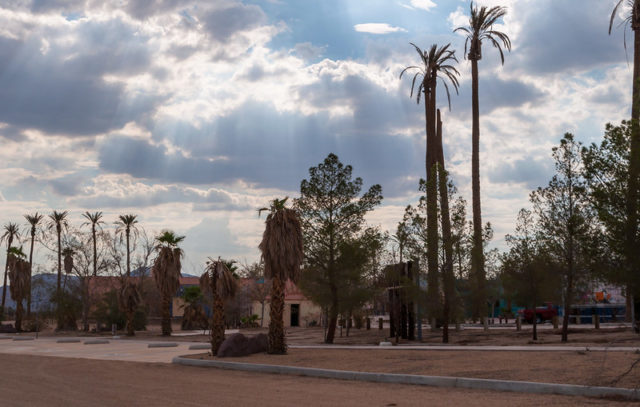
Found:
<box><xmin>455</xmin><ymin>2</ymin><xmax>511</xmax><ymax>321</ymax></box>
<box><xmin>47</xmin><ymin>210</ymin><xmax>68</xmax><ymax>329</ymax></box>
<box><xmin>436</xmin><ymin>109</ymin><xmax>457</xmax><ymax>343</ymax></box>
<box><xmin>1</xmin><ymin>223</ymin><xmax>20</xmax><ymax>319</ymax></box>
<box><xmin>400</xmin><ymin>43</ymin><xmax>459</xmax><ymax>326</ymax></box>
<box><xmin>24</xmin><ymin>213</ymin><xmax>44</xmax><ymax>317</ymax></box>
<box><xmin>151</xmin><ymin>230</ymin><xmax>185</xmax><ymax>336</ymax></box>
<box><xmin>610</xmin><ymin>0</ymin><xmax>640</xmax><ymax>328</ymax></box>
<box><xmin>200</xmin><ymin>257</ymin><xmax>237</xmax><ymax>354</ymax></box>
<box><xmin>258</xmin><ymin>197</ymin><xmax>304</xmax><ymax>354</ymax></box>
<box><xmin>7</xmin><ymin>246</ymin><xmax>29</xmax><ymax>331</ymax></box>
<box><xmin>81</xmin><ymin>212</ymin><xmax>104</xmax><ymax>277</ymax></box>
<box><xmin>115</xmin><ymin>215</ymin><xmax>141</xmax><ymax>336</ymax></box>
<box><xmin>115</xmin><ymin>215</ymin><xmax>139</xmax><ymax>278</ymax></box>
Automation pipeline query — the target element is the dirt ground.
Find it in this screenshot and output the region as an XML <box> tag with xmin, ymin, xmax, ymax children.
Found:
<box><xmin>0</xmin><ymin>354</ymin><xmax>634</xmax><ymax>407</ymax></box>
<box><xmin>34</xmin><ymin>321</ymin><xmax>640</xmax><ymax>347</ymax></box>
<box><xmin>190</xmin><ymin>348</ymin><xmax>640</xmax><ymax>389</ymax></box>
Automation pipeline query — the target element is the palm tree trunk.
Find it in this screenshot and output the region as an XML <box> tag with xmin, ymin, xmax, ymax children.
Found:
<box><xmin>626</xmin><ymin>25</ymin><xmax>640</xmax><ymax>325</ymax></box>
<box><xmin>92</xmin><ymin>225</ymin><xmax>97</xmax><ymax>277</ymax></box>
<box><xmin>268</xmin><ymin>275</ymin><xmax>286</xmax><ymax>354</ymax></box>
<box><xmin>27</xmin><ymin>232</ymin><xmax>35</xmax><ymax>318</ymax></box>
<box><xmin>436</xmin><ymin>110</ymin><xmax>456</xmax><ymax>343</ymax></box>
<box><xmin>470</xmin><ymin>57</ymin><xmax>486</xmax><ymax>322</ymax></box>
<box><xmin>56</xmin><ymin>227</ymin><xmax>62</xmax><ymax>330</ymax></box>
<box><xmin>82</xmin><ymin>277</ymin><xmax>89</xmax><ymax>332</ymax></box>
<box><xmin>425</xmin><ymin>82</ymin><xmax>440</xmax><ymax>323</ymax></box>
<box><xmin>15</xmin><ymin>299</ymin><xmax>23</xmax><ymax>332</ymax></box>
<box><xmin>161</xmin><ymin>294</ymin><xmax>172</xmax><ymax>336</ymax></box>
<box><xmin>1</xmin><ymin>238</ymin><xmax>11</xmax><ymax>319</ymax></box>
<box><xmin>210</xmin><ymin>272</ymin><xmax>225</xmax><ymax>354</ymax></box>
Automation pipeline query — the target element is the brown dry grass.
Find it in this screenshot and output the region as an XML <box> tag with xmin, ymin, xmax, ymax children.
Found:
<box><xmin>1</xmin><ymin>353</ymin><xmax>633</xmax><ymax>407</ymax></box>
<box><xmin>191</xmin><ymin>348</ymin><xmax>640</xmax><ymax>389</ymax></box>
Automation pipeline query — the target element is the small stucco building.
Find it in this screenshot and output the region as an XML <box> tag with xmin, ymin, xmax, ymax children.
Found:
<box><xmin>251</xmin><ymin>279</ymin><xmax>322</xmax><ymax>327</ymax></box>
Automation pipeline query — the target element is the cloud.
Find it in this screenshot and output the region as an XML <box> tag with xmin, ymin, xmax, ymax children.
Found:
<box><xmin>354</xmin><ymin>23</ymin><xmax>407</xmax><ymax>35</ymax></box>
<box><xmin>200</xmin><ymin>3</ymin><xmax>266</xmax><ymax>42</ymax></box>
<box><xmin>402</xmin><ymin>0</ymin><xmax>437</xmax><ymax>12</ymax></box>
<box><xmin>0</xmin><ymin>20</ymin><xmax>159</xmax><ymax>136</ymax></box>
<box><xmin>511</xmin><ymin>0</ymin><xmax>626</xmax><ymax>75</ymax></box>
<box><xmin>292</xmin><ymin>42</ymin><xmax>326</xmax><ymax>60</ymax></box>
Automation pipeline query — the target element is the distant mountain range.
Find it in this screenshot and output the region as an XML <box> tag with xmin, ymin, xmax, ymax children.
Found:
<box><xmin>1</xmin><ymin>271</ymin><xmax>200</xmax><ymax>311</ymax></box>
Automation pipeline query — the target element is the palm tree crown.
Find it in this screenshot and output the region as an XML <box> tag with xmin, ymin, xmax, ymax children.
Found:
<box><xmin>154</xmin><ymin>230</ymin><xmax>185</xmax><ymax>249</ymax></box>
<box><xmin>24</xmin><ymin>213</ymin><xmax>44</xmax><ymax>236</ymax></box>
<box><xmin>454</xmin><ymin>2</ymin><xmax>511</xmax><ymax>63</ymax></box>
<box><xmin>258</xmin><ymin>197</ymin><xmax>304</xmax><ymax>282</ymax></box>
<box><xmin>47</xmin><ymin>210</ymin><xmax>69</xmax><ymax>234</ymax></box>
<box><xmin>1</xmin><ymin>223</ymin><xmax>20</xmax><ymax>247</ymax></box>
<box><xmin>82</xmin><ymin>211</ymin><xmax>104</xmax><ymax>230</ymax></box>
<box><xmin>610</xmin><ymin>0</ymin><xmax>640</xmax><ymax>34</ymax></box>
<box><xmin>400</xmin><ymin>43</ymin><xmax>460</xmax><ymax>109</ymax></box>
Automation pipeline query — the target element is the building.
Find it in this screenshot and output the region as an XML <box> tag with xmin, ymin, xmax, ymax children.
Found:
<box><xmin>251</xmin><ymin>279</ymin><xmax>322</xmax><ymax>327</ymax></box>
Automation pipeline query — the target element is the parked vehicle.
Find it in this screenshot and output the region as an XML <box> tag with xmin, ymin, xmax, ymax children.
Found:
<box><xmin>519</xmin><ymin>303</ymin><xmax>558</xmax><ymax>323</ymax></box>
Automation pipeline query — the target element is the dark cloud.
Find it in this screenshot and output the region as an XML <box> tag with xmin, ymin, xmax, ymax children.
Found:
<box><xmin>124</xmin><ymin>0</ymin><xmax>185</xmax><ymax>20</ymax></box>
<box><xmin>201</xmin><ymin>3</ymin><xmax>266</xmax><ymax>42</ymax></box>
<box><xmin>99</xmin><ymin>94</ymin><xmax>423</xmax><ymax>196</ymax></box>
<box><xmin>489</xmin><ymin>157</ymin><xmax>553</xmax><ymax>190</ymax></box>
<box><xmin>448</xmin><ymin>76</ymin><xmax>546</xmax><ymax>118</ymax></box>
<box><xmin>513</xmin><ymin>0</ymin><xmax>626</xmax><ymax>75</ymax></box>
<box><xmin>72</xmin><ymin>184</ymin><xmax>246</xmax><ymax>210</ymax></box>
<box><xmin>0</xmin><ymin>25</ymin><xmax>159</xmax><ymax>136</ymax></box>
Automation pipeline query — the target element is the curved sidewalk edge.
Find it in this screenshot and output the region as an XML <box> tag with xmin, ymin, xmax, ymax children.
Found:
<box><xmin>172</xmin><ymin>356</ymin><xmax>640</xmax><ymax>401</ymax></box>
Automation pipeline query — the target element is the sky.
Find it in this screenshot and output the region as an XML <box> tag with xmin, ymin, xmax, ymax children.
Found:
<box><xmin>0</xmin><ymin>0</ymin><xmax>633</xmax><ymax>276</ymax></box>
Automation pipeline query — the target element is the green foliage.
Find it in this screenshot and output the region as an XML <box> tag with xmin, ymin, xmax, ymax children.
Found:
<box><xmin>93</xmin><ymin>289</ymin><xmax>147</xmax><ymax>331</ymax></box>
<box><xmin>295</xmin><ymin>153</ymin><xmax>383</xmax><ymax>342</ymax></box>
<box><xmin>582</xmin><ymin>121</ymin><xmax>639</xmax><ymax>290</ymax></box>
<box><xmin>181</xmin><ymin>286</ymin><xmax>203</xmax><ymax>305</ymax></box>
<box><xmin>154</xmin><ymin>230</ymin><xmax>185</xmax><ymax>248</ymax></box>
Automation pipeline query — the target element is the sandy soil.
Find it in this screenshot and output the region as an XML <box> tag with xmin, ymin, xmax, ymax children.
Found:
<box><xmin>190</xmin><ymin>348</ymin><xmax>640</xmax><ymax>390</ymax></box>
<box><xmin>0</xmin><ymin>354</ymin><xmax>633</xmax><ymax>407</ymax></box>
<box><xmin>35</xmin><ymin>322</ymin><xmax>640</xmax><ymax>347</ymax></box>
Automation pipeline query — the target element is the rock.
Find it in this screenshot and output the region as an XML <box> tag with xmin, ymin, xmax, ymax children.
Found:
<box><xmin>216</xmin><ymin>333</ymin><xmax>268</xmax><ymax>357</ymax></box>
<box><xmin>0</xmin><ymin>324</ymin><xmax>17</xmax><ymax>334</ymax></box>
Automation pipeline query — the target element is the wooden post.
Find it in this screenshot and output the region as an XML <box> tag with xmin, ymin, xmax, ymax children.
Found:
<box><xmin>366</xmin><ymin>317</ymin><xmax>371</xmax><ymax>330</ymax></box>
<box><xmin>378</xmin><ymin>317</ymin><xmax>383</xmax><ymax>330</ymax></box>
<box><xmin>516</xmin><ymin>315</ymin><xmax>522</xmax><ymax>331</ymax></box>
<box><xmin>593</xmin><ymin>314</ymin><xmax>600</xmax><ymax>329</ymax></box>
<box><xmin>552</xmin><ymin>315</ymin><xmax>559</xmax><ymax>329</ymax></box>
<box><xmin>430</xmin><ymin>318</ymin><xmax>437</xmax><ymax>332</ymax></box>
<box><xmin>483</xmin><ymin>317</ymin><xmax>488</xmax><ymax>331</ymax></box>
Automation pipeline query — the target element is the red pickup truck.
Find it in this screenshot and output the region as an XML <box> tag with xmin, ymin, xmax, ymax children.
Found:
<box><xmin>519</xmin><ymin>303</ymin><xmax>558</xmax><ymax>323</ymax></box>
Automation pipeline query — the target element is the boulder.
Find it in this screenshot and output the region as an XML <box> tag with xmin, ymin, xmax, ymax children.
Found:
<box><xmin>0</xmin><ymin>324</ymin><xmax>17</xmax><ymax>333</ymax></box>
<box><xmin>216</xmin><ymin>333</ymin><xmax>268</xmax><ymax>357</ymax></box>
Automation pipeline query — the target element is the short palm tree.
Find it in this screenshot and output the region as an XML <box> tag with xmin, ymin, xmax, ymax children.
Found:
<box><xmin>200</xmin><ymin>257</ymin><xmax>237</xmax><ymax>354</ymax></box>
<box><xmin>1</xmin><ymin>223</ymin><xmax>21</xmax><ymax>319</ymax></box>
<box><xmin>24</xmin><ymin>212</ymin><xmax>44</xmax><ymax>317</ymax></box>
<box><xmin>7</xmin><ymin>247</ymin><xmax>30</xmax><ymax>331</ymax></box>
<box><xmin>455</xmin><ymin>2</ymin><xmax>510</xmax><ymax>320</ymax></box>
<box><xmin>81</xmin><ymin>212</ymin><xmax>104</xmax><ymax>277</ymax></box>
<box><xmin>258</xmin><ymin>197</ymin><xmax>304</xmax><ymax>354</ymax></box>
<box><xmin>400</xmin><ymin>43</ymin><xmax>459</xmax><ymax>326</ymax></box>
<box><xmin>47</xmin><ymin>210</ymin><xmax>68</xmax><ymax>328</ymax></box>
<box><xmin>610</xmin><ymin>1</ymin><xmax>640</xmax><ymax>322</ymax></box>
<box><xmin>151</xmin><ymin>230</ymin><xmax>185</xmax><ymax>336</ymax></box>
<box><xmin>115</xmin><ymin>214</ymin><xmax>140</xmax><ymax>336</ymax></box>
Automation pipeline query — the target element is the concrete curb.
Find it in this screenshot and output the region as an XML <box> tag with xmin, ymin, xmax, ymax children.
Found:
<box><xmin>0</xmin><ymin>336</ymin><xmax>12</xmax><ymax>340</ymax></box>
<box><xmin>188</xmin><ymin>344</ymin><xmax>210</xmax><ymax>350</ymax></box>
<box><xmin>172</xmin><ymin>356</ymin><xmax>640</xmax><ymax>401</ymax></box>
<box><xmin>12</xmin><ymin>337</ymin><xmax>35</xmax><ymax>341</ymax></box>
<box><xmin>288</xmin><ymin>345</ymin><xmax>640</xmax><ymax>352</ymax></box>
<box><xmin>84</xmin><ymin>339</ymin><xmax>109</xmax><ymax>345</ymax></box>
<box><xmin>56</xmin><ymin>339</ymin><xmax>81</xmax><ymax>343</ymax></box>
<box><xmin>148</xmin><ymin>342</ymin><xmax>178</xmax><ymax>348</ymax></box>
